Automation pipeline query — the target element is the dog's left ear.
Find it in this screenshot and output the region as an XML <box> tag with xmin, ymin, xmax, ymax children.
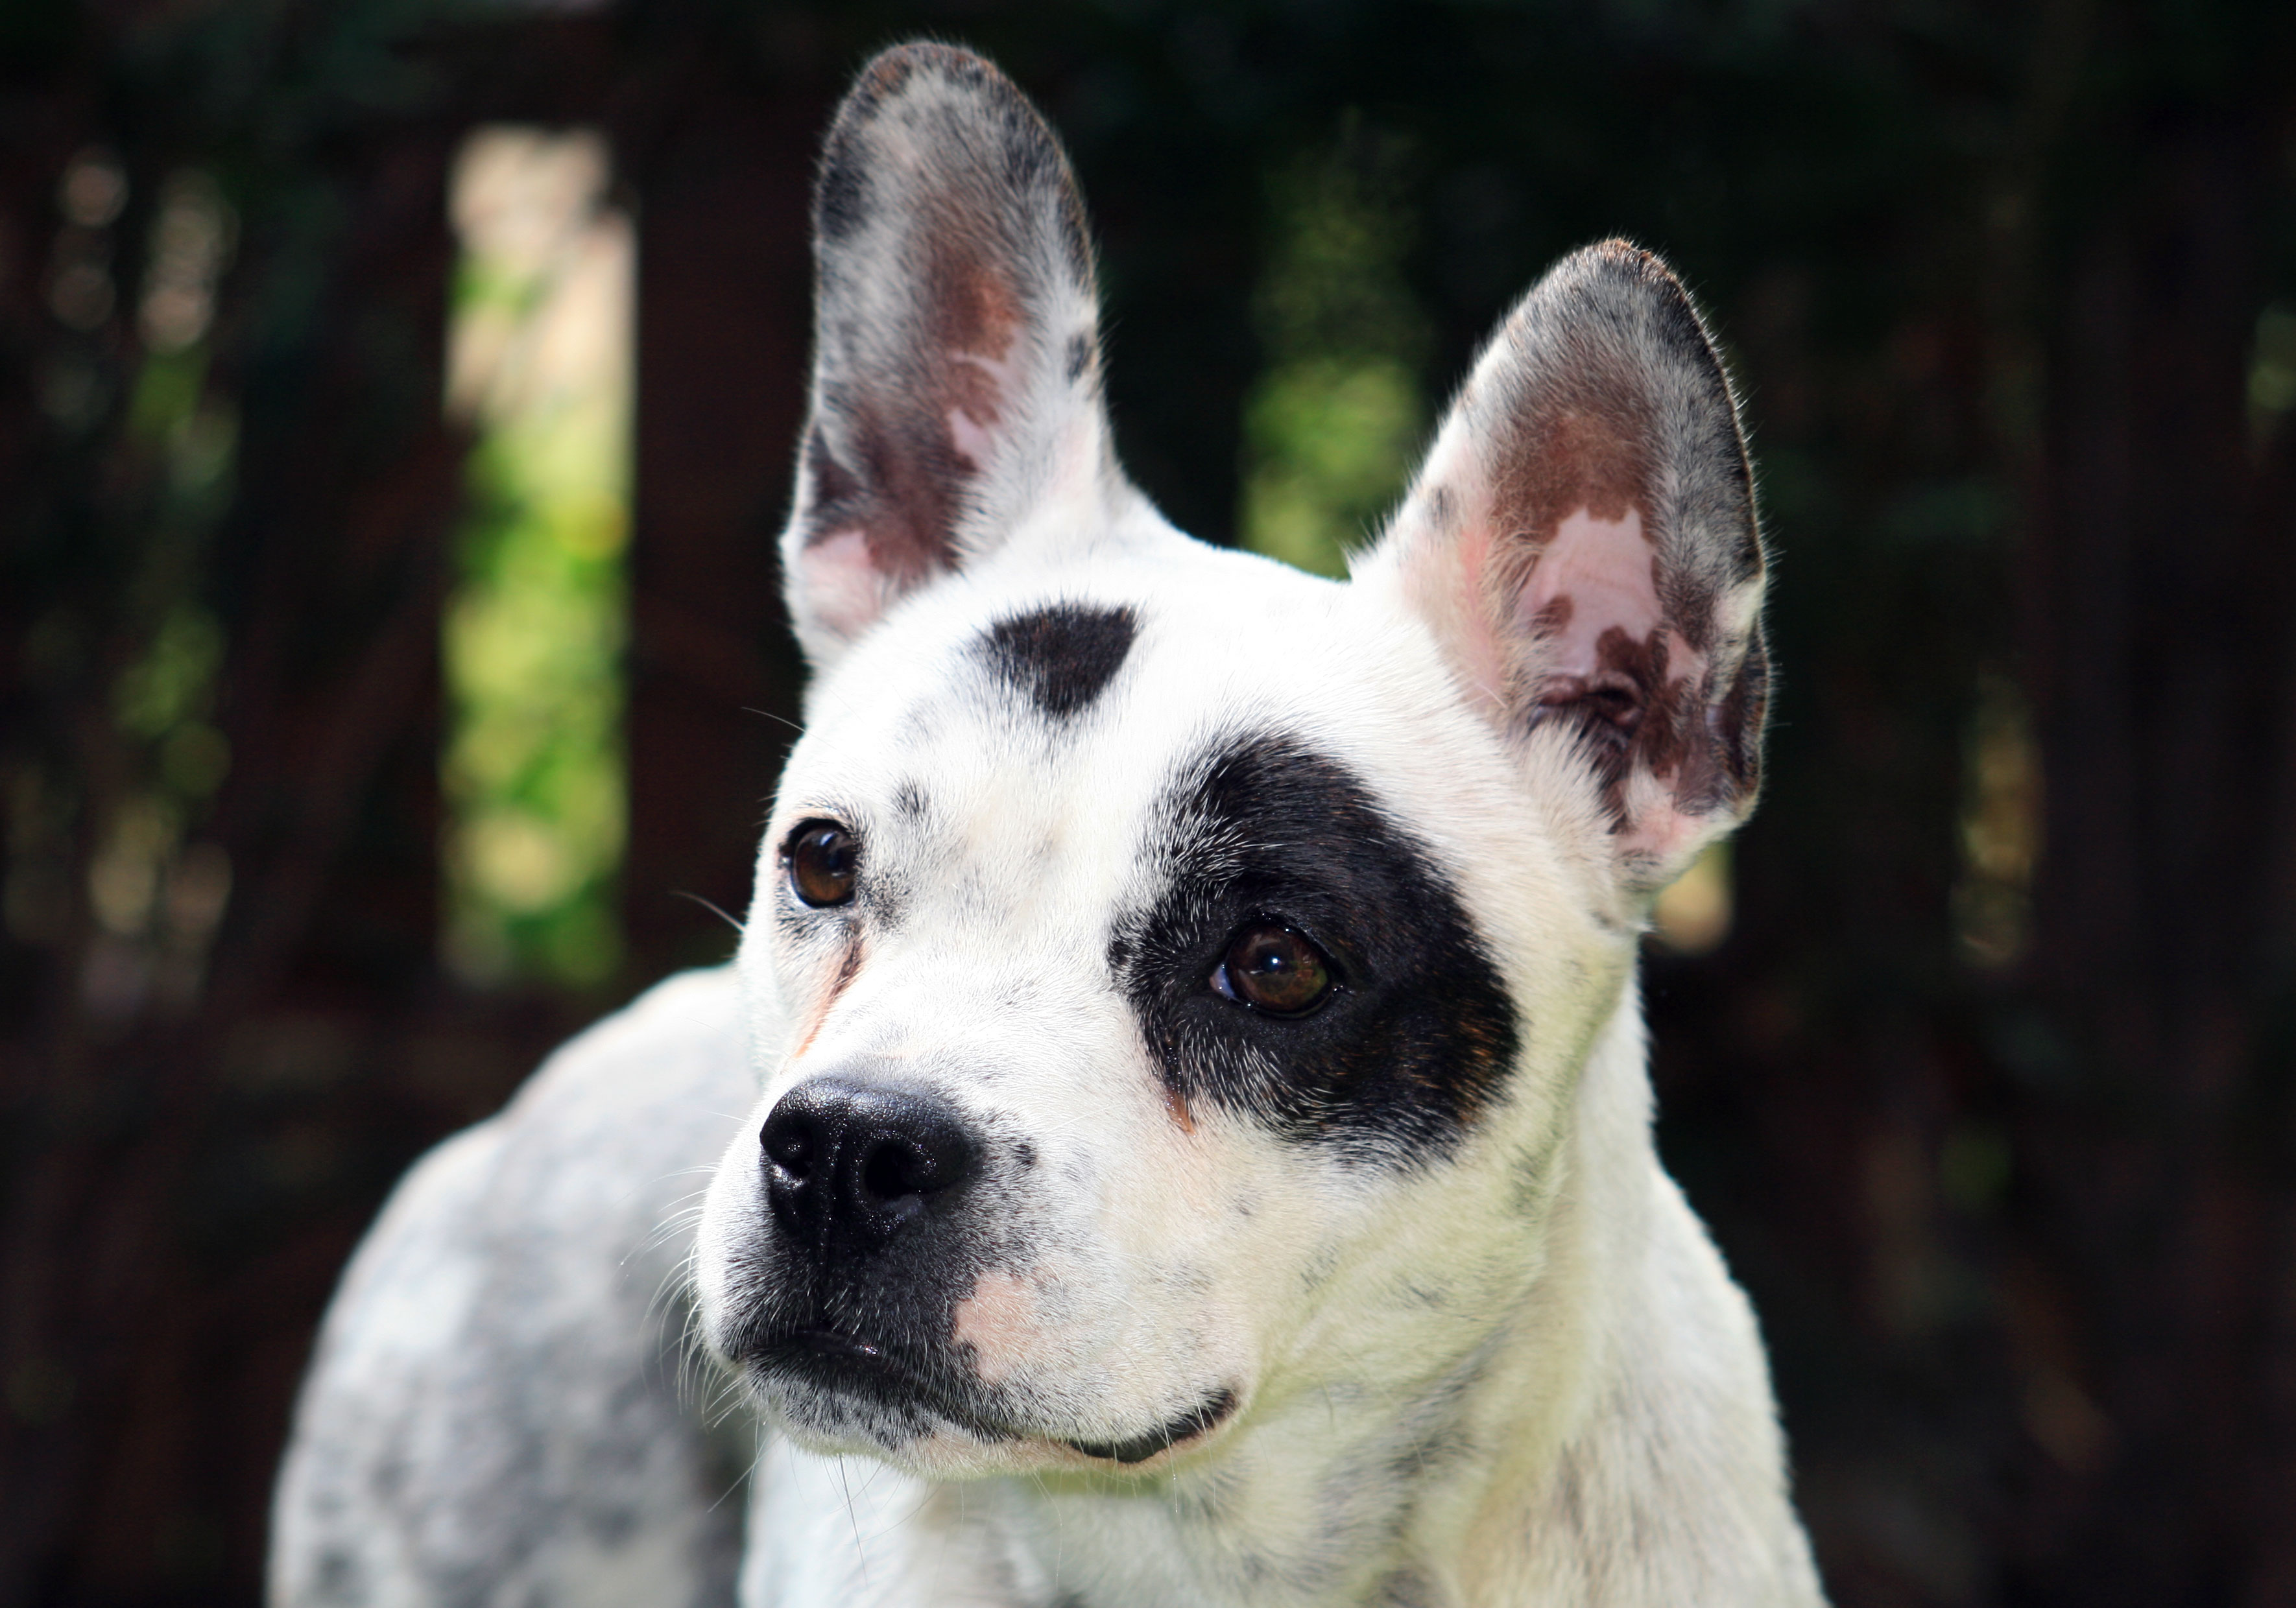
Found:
<box><xmin>781</xmin><ymin>42</ymin><xmax>1118</xmax><ymax>667</ymax></box>
<box><xmin>1363</xmin><ymin>241</ymin><xmax>1768</xmax><ymax>892</ymax></box>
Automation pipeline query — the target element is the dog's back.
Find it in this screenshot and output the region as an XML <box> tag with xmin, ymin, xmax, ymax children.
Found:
<box><xmin>269</xmin><ymin>969</ymin><xmax>750</xmax><ymax>1608</ymax></box>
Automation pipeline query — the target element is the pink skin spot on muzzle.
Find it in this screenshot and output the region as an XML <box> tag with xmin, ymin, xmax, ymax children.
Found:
<box><xmin>951</xmin><ymin>1268</ymin><xmax>1040</xmax><ymax>1386</ymax></box>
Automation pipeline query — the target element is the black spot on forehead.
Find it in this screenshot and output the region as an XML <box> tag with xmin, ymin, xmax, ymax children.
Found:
<box><xmin>975</xmin><ymin>602</ymin><xmax>1138</xmax><ymax>720</ymax></box>
<box><xmin>1111</xmin><ymin>731</ymin><xmax>1519</xmax><ymax>1159</ymax></box>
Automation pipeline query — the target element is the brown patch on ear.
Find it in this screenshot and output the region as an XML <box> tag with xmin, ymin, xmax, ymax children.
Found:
<box><xmin>1490</xmin><ymin>370</ymin><xmax>1656</xmax><ymax>550</ymax></box>
<box><xmin>1536</xmin><ymin>622</ymin><xmax>1699</xmax><ymax>818</ymax></box>
<box><xmin>1551</xmin><ymin>628</ymin><xmax>1766</xmax><ymax>832</ymax></box>
<box><xmin>804</xmin><ymin>426</ymin><xmax>863</xmax><ymax>512</ymax></box>
<box><xmin>926</xmin><ymin>224</ymin><xmax>1025</xmax><ymax>372</ymax></box>
<box><xmin>1601</xmin><ymin>625</ymin><xmax>1697</xmax><ymax>788</ymax></box>
<box><xmin>928</xmin><ymin>232</ymin><xmax>1023</xmax><ymax>462</ymax></box>
<box><xmin>800</xmin><ymin>398</ymin><xmax>955</xmax><ymax>584</ymax></box>
<box><xmin>802</xmin><ymin>222</ymin><xmax>1030</xmax><ymax>578</ymax></box>
<box><xmin>1473</xmin><ymin>358</ymin><xmax>1664</xmax><ymax>698</ymax></box>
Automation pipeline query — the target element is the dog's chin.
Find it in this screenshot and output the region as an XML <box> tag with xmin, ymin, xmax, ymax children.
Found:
<box><xmin>745</xmin><ymin>1329</ymin><xmax>1241</xmax><ymax>1477</ymax></box>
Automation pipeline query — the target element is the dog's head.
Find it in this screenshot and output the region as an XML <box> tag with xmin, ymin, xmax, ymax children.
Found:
<box><xmin>695</xmin><ymin>42</ymin><xmax>1766</xmax><ymax>1480</ymax></box>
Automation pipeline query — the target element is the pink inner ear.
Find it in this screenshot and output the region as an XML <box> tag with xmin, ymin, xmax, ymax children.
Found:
<box><xmin>797</xmin><ymin>526</ymin><xmax>888</xmax><ymax>644</ymax></box>
<box><xmin>1519</xmin><ymin>506</ymin><xmax>1666</xmax><ymax>675</ymax></box>
<box><xmin>1522</xmin><ymin>505</ymin><xmax>1709</xmax><ymax>719</ymax></box>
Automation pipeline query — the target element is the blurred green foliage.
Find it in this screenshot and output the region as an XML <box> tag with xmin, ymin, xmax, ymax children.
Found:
<box><xmin>440</xmin><ymin>130</ymin><xmax>632</xmax><ymax>987</ymax></box>
<box><xmin>441</xmin><ymin>426</ymin><xmax>628</xmax><ymax>986</ymax></box>
<box><xmin>440</xmin><ymin>252</ymin><xmax>628</xmax><ymax>986</ymax></box>
<box><xmin>1241</xmin><ymin>132</ymin><xmax>1428</xmax><ymax>576</ymax></box>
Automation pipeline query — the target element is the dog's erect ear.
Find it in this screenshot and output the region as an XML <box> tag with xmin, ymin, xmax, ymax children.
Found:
<box><xmin>781</xmin><ymin>43</ymin><xmax>1115</xmax><ymax>667</ymax></box>
<box><xmin>1365</xmin><ymin>241</ymin><xmax>1768</xmax><ymax>892</ymax></box>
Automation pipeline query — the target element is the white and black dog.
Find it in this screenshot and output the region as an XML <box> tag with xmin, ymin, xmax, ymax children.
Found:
<box><xmin>271</xmin><ymin>41</ymin><xmax>1826</xmax><ymax>1608</ymax></box>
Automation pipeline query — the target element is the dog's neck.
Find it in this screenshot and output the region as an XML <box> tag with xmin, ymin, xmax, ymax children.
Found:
<box><xmin>743</xmin><ymin>978</ymin><xmax>1810</xmax><ymax>1607</ymax></box>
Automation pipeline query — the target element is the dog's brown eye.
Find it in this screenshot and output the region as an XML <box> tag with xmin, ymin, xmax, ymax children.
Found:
<box><xmin>785</xmin><ymin>822</ymin><xmax>858</xmax><ymax>908</ymax></box>
<box><xmin>1214</xmin><ymin>923</ymin><xmax>1333</xmax><ymax>1017</ymax></box>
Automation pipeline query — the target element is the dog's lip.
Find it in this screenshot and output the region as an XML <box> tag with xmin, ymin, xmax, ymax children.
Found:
<box><xmin>756</xmin><ymin>1326</ymin><xmax>1022</xmax><ymax>1442</ymax></box>
<box><xmin>759</xmin><ymin>1327</ymin><xmax>1238</xmax><ymax>1467</ymax></box>
<box><xmin>1060</xmin><ymin>1386</ymin><xmax>1238</xmax><ymax>1465</ymax></box>
<box><xmin>791</xmin><ymin>1327</ymin><xmax>891</xmax><ymax>1366</ymax></box>
<box><xmin>767</xmin><ymin>1325</ymin><xmax>966</xmax><ymax>1400</ymax></box>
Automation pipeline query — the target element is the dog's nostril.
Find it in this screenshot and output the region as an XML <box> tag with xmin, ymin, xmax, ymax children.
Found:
<box><xmin>767</xmin><ymin>1132</ymin><xmax>813</xmax><ymax>1179</ymax></box>
<box><xmin>761</xmin><ymin>1107</ymin><xmax>820</xmax><ymax>1181</ymax></box>
<box><xmin>858</xmin><ymin>1137</ymin><xmax>936</xmax><ymax>1207</ymax></box>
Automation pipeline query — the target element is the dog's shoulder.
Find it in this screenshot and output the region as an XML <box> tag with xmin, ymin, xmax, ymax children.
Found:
<box><xmin>267</xmin><ymin>967</ymin><xmax>756</xmax><ymax>1608</ymax></box>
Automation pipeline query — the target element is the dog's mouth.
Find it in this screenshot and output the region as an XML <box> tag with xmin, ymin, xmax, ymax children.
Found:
<box><xmin>1060</xmin><ymin>1386</ymin><xmax>1238</xmax><ymax>1464</ymax></box>
<box><xmin>753</xmin><ymin>1327</ymin><xmax>1236</xmax><ymax>1465</ymax></box>
<box><xmin>755</xmin><ymin>1326</ymin><xmax>1014</xmax><ymax>1441</ymax></box>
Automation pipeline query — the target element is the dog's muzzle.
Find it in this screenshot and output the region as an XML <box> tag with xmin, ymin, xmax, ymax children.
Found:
<box><xmin>734</xmin><ymin>1067</ymin><xmax>1241</xmax><ymax>1467</ymax></box>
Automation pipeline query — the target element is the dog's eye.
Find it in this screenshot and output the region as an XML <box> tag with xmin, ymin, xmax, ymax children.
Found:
<box><xmin>785</xmin><ymin>821</ymin><xmax>858</xmax><ymax>908</ymax></box>
<box><xmin>1212</xmin><ymin>923</ymin><xmax>1333</xmax><ymax>1017</ymax></box>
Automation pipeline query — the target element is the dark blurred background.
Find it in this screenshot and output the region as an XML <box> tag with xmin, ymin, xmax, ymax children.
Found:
<box><xmin>7</xmin><ymin>1</ymin><xmax>2296</xmax><ymax>1603</ymax></box>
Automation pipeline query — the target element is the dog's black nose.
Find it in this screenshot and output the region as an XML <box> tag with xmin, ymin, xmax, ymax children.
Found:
<box><xmin>761</xmin><ymin>1075</ymin><xmax>980</xmax><ymax>1266</ymax></box>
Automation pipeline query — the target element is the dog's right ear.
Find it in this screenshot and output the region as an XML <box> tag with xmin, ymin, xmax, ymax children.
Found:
<box><xmin>781</xmin><ymin>43</ymin><xmax>1116</xmax><ymax>668</ymax></box>
<box><xmin>1361</xmin><ymin>241</ymin><xmax>1769</xmax><ymax>895</ymax></box>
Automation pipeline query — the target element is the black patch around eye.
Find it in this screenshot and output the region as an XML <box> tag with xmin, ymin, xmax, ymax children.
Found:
<box><xmin>1110</xmin><ymin>731</ymin><xmax>1520</xmax><ymax>1160</ymax></box>
<box><xmin>977</xmin><ymin>603</ymin><xmax>1138</xmax><ymax>720</ymax></box>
